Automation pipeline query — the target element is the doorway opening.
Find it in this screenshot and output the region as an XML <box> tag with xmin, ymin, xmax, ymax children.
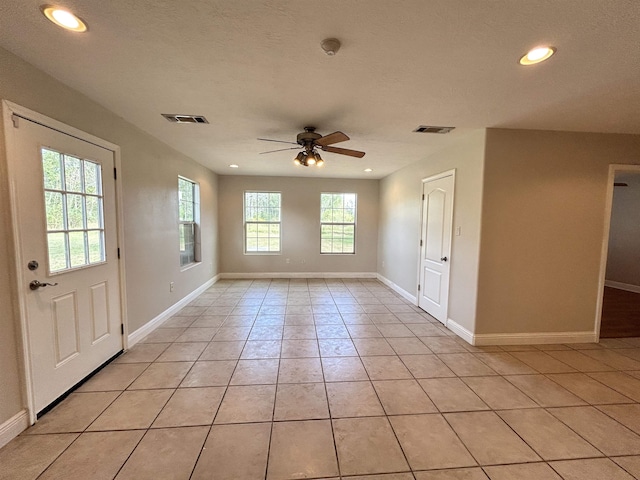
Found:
<box><xmin>597</xmin><ymin>165</ymin><xmax>640</xmax><ymax>339</ymax></box>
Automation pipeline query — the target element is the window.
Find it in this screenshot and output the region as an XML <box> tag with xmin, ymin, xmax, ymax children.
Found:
<box><xmin>320</xmin><ymin>192</ymin><xmax>356</xmax><ymax>254</ymax></box>
<box><xmin>178</xmin><ymin>176</ymin><xmax>200</xmax><ymax>266</ymax></box>
<box><xmin>244</xmin><ymin>191</ymin><xmax>281</xmax><ymax>253</ymax></box>
<box><xmin>42</xmin><ymin>148</ymin><xmax>105</xmax><ymax>273</ymax></box>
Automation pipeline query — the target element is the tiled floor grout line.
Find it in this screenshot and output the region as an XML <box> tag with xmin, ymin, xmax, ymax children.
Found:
<box><xmin>261</xmin><ymin>285</ymin><xmax>284</xmax><ymax>480</ymax></box>
<box><xmin>318</xmin><ymin>324</ymin><xmax>343</xmax><ymax>479</ymax></box>
<box><xmin>186</xmin><ymin>308</ymin><xmax>244</xmax><ymax>479</ymax></box>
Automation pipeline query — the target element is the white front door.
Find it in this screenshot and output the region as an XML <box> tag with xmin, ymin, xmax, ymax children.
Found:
<box><xmin>418</xmin><ymin>173</ymin><xmax>454</xmax><ymax>324</ymax></box>
<box><xmin>6</xmin><ymin>109</ymin><xmax>123</xmax><ymax>415</ymax></box>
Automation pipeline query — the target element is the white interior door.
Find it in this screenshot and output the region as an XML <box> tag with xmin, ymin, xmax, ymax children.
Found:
<box><xmin>418</xmin><ymin>173</ymin><xmax>454</xmax><ymax>324</ymax></box>
<box><xmin>7</xmin><ymin>111</ymin><xmax>123</xmax><ymax>415</ymax></box>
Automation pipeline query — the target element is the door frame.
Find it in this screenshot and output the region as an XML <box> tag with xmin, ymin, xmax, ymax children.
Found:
<box><xmin>416</xmin><ymin>169</ymin><xmax>456</xmax><ymax>324</ymax></box>
<box><xmin>2</xmin><ymin>100</ymin><xmax>129</xmax><ymax>423</ymax></box>
<box><xmin>595</xmin><ymin>163</ymin><xmax>640</xmax><ymax>340</ymax></box>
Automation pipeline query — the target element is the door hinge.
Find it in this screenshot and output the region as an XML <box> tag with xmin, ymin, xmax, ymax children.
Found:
<box><xmin>12</xmin><ymin>114</ymin><xmax>19</xmax><ymax>128</ymax></box>
<box><xmin>420</xmin><ymin>239</ymin><xmax>423</xmax><ymax>247</ymax></box>
<box><xmin>422</xmin><ymin>194</ymin><xmax>425</xmax><ymax>200</ymax></box>
<box><xmin>113</xmin><ymin>167</ymin><xmax>117</xmax><ymax>180</ymax></box>
<box><xmin>117</xmin><ymin>247</ymin><xmax>121</xmax><ymax>259</ymax></box>
<box><xmin>120</xmin><ymin>324</ymin><xmax>124</xmax><ymax>335</ymax></box>
<box><xmin>418</xmin><ymin>284</ymin><xmax>421</xmax><ymax>292</ymax></box>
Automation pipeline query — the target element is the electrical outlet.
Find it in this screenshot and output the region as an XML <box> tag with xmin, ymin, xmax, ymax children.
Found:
<box><xmin>301</xmin><ymin>259</ymin><xmax>306</xmax><ymax>264</ymax></box>
<box><xmin>286</xmin><ymin>258</ymin><xmax>290</xmax><ymax>264</ymax></box>
<box><xmin>455</xmin><ymin>226</ymin><xmax>461</xmax><ymax>236</ymax></box>
<box><xmin>170</xmin><ymin>282</ymin><xmax>174</xmax><ymax>292</ymax></box>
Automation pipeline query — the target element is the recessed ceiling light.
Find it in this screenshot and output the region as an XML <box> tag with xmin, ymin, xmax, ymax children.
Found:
<box><xmin>41</xmin><ymin>5</ymin><xmax>87</xmax><ymax>32</ymax></box>
<box><xmin>364</xmin><ymin>168</ymin><xmax>373</xmax><ymax>172</ymax></box>
<box><xmin>229</xmin><ymin>164</ymin><xmax>239</xmax><ymax>168</ymax></box>
<box><xmin>519</xmin><ymin>46</ymin><xmax>556</xmax><ymax>65</ymax></box>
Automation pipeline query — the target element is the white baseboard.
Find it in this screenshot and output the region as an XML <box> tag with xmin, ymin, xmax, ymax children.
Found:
<box><xmin>220</xmin><ymin>272</ymin><xmax>378</xmax><ymax>279</ymax></box>
<box><xmin>376</xmin><ymin>274</ymin><xmax>417</xmax><ymax>304</ymax></box>
<box><xmin>473</xmin><ymin>330</ymin><xmax>598</xmax><ymax>346</ymax></box>
<box><xmin>447</xmin><ymin>319</ymin><xmax>475</xmax><ymax>344</ymax></box>
<box><xmin>128</xmin><ymin>276</ymin><xmax>217</xmax><ymax>347</ymax></box>
<box><xmin>605</xmin><ymin>280</ymin><xmax>640</xmax><ymax>294</ymax></box>
<box><xmin>0</xmin><ymin>410</ymin><xmax>29</xmax><ymax>448</ymax></box>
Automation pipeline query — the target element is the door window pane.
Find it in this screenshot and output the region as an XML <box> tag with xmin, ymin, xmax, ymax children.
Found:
<box><xmin>64</xmin><ymin>156</ymin><xmax>83</xmax><ymax>192</ymax></box>
<box><xmin>45</xmin><ymin>192</ymin><xmax>64</xmax><ymax>230</ymax></box>
<box><xmin>87</xmin><ymin>231</ymin><xmax>103</xmax><ymax>263</ymax></box>
<box><xmin>42</xmin><ymin>150</ymin><xmax>63</xmax><ymax>190</ymax></box>
<box><xmin>67</xmin><ymin>194</ymin><xmax>85</xmax><ymax>230</ymax></box>
<box><xmin>84</xmin><ymin>161</ymin><xmax>101</xmax><ymax>195</ymax></box>
<box><xmin>68</xmin><ymin>231</ymin><xmax>87</xmax><ymax>268</ymax></box>
<box><xmin>41</xmin><ymin>148</ymin><xmax>106</xmax><ymax>273</ymax></box>
<box><xmin>47</xmin><ymin>232</ymin><xmax>68</xmax><ymax>271</ymax></box>
<box><xmin>85</xmin><ymin>196</ymin><xmax>101</xmax><ymax>229</ymax></box>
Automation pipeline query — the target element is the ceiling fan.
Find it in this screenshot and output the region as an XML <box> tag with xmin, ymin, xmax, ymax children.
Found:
<box><xmin>258</xmin><ymin>126</ymin><xmax>365</xmax><ymax>167</ymax></box>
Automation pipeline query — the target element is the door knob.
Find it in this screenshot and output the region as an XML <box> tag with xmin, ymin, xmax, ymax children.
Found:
<box><xmin>440</xmin><ymin>256</ymin><xmax>448</xmax><ymax>262</ymax></box>
<box><xmin>29</xmin><ymin>280</ymin><xmax>58</xmax><ymax>290</ymax></box>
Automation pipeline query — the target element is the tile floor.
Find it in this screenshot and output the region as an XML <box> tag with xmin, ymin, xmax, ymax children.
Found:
<box><xmin>3</xmin><ymin>278</ymin><xmax>640</xmax><ymax>479</ymax></box>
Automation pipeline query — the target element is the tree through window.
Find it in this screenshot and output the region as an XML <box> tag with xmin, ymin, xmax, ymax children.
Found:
<box><xmin>179</xmin><ymin>176</ymin><xmax>200</xmax><ymax>266</ymax></box>
<box><xmin>320</xmin><ymin>193</ymin><xmax>356</xmax><ymax>254</ymax></box>
<box><xmin>244</xmin><ymin>191</ymin><xmax>281</xmax><ymax>253</ymax></box>
<box><xmin>42</xmin><ymin>148</ymin><xmax>105</xmax><ymax>272</ymax></box>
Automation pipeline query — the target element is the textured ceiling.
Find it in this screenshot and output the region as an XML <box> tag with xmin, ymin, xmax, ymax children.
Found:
<box><xmin>1</xmin><ymin>1</ymin><xmax>639</xmax><ymax>178</ymax></box>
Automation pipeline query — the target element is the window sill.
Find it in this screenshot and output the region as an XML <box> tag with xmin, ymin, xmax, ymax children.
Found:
<box><xmin>244</xmin><ymin>252</ymin><xmax>282</xmax><ymax>256</ymax></box>
<box><xmin>180</xmin><ymin>261</ymin><xmax>202</xmax><ymax>272</ymax></box>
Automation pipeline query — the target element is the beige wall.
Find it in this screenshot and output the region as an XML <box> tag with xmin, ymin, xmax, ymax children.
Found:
<box><xmin>0</xmin><ymin>47</ymin><xmax>218</xmax><ymax>425</ymax></box>
<box><xmin>606</xmin><ymin>173</ymin><xmax>640</xmax><ymax>287</ymax></box>
<box><xmin>377</xmin><ymin>130</ymin><xmax>486</xmax><ymax>332</ymax></box>
<box><xmin>476</xmin><ymin>129</ymin><xmax>640</xmax><ymax>335</ymax></box>
<box><xmin>218</xmin><ymin>175</ymin><xmax>378</xmax><ymax>274</ymax></box>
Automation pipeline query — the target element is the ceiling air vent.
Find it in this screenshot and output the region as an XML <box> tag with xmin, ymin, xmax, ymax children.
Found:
<box><xmin>162</xmin><ymin>114</ymin><xmax>209</xmax><ymax>124</ymax></box>
<box><xmin>413</xmin><ymin>125</ymin><xmax>455</xmax><ymax>134</ymax></box>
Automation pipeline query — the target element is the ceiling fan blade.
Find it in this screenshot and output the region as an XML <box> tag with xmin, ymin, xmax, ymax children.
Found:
<box><xmin>259</xmin><ymin>147</ymin><xmax>301</xmax><ymax>154</ymax></box>
<box><xmin>315</xmin><ymin>131</ymin><xmax>349</xmax><ymax>146</ymax></box>
<box><xmin>257</xmin><ymin>138</ymin><xmax>299</xmax><ymax>145</ymax></box>
<box><xmin>321</xmin><ymin>146</ymin><xmax>366</xmax><ymax>158</ymax></box>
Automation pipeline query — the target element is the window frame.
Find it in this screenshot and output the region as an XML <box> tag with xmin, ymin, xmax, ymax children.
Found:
<box><xmin>320</xmin><ymin>192</ymin><xmax>357</xmax><ymax>255</ymax></box>
<box><xmin>178</xmin><ymin>176</ymin><xmax>200</xmax><ymax>268</ymax></box>
<box><xmin>41</xmin><ymin>147</ymin><xmax>107</xmax><ymax>275</ymax></box>
<box><xmin>243</xmin><ymin>191</ymin><xmax>282</xmax><ymax>255</ymax></box>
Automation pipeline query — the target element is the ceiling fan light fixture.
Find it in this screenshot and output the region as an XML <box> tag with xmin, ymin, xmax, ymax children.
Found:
<box><xmin>307</xmin><ymin>153</ymin><xmax>317</xmax><ymax>165</ymax></box>
<box><xmin>258</xmin><ymin>127</ymin><xmax>365</xmax><ymax>166</ymax></box>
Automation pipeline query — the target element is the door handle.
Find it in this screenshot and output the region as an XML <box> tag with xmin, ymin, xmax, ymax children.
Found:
<box><xmin>29</xmin><ymin>280</ymin><xmax>58</xmax><ymax>290</ymax></box>
<box><xmin>440</xmin><ymin>257</ymin><xmax>448</xmax><ymax>262</ymax></box>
